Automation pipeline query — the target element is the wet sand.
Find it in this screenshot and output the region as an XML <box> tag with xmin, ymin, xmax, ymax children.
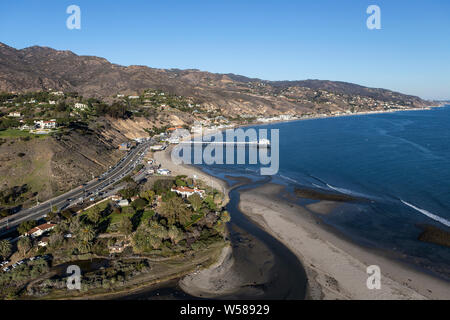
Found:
<box><xmin>239</xmin><ymin>183</ymin><xmax>450</xmax><ymax>300</ymax></box>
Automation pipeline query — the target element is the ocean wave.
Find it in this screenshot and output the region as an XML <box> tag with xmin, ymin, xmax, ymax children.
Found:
<box><xmin>401</xmin><ymin>200</ymin><xmax>450</xmax><ymax>227</ymax></box>
<box><xmin>326</xmin><ymin>183</ymin><xmax>374</xmax><ymax>199</ymax></box>
<box><xmin>279</xmin><ymin>174</ymin><xmax>301</xmax><ymax>185</ymax></box>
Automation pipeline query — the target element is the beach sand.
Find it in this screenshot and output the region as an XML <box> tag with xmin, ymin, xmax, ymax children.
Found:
<box><xmin>153</xmin><ymin>146</ymin><xmax>450</xmax><ymax>300</ymax></box>
<box><xmin>239</xmin><ymin>183</ymin><xmax>450</xmax><ymax>300</ymax></box>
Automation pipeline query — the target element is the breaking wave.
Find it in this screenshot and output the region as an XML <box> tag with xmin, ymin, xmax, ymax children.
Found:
<box><xmin>401</xmin><ymin>200</ymin><xmax>450</xmax><ymax>227</ymax></box>
<box><xmin>326</xmin><ymin>183</ymin><xmax>373</xmax><ymax>199</ymax></box>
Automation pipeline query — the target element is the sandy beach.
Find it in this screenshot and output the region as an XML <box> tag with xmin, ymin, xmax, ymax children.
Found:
<box><xmin>239</xmin><ymin>183</ymin><xmax>450</xmax><ymax>300</ymax></box>
<box><xmin>153</xmin><ymin>145</ymin><xmax>450</xmax><ymax>300</ymax></box>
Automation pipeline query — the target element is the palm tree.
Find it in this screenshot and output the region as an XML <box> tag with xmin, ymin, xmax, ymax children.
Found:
<box><xmin>17</xmin><ymin>237</ymin><xmax>32</xmax><ymax>257</ymax></box>
<box><xmin>77</xmin><ymin>224</ymin><xmax>96</xmax><ymax>243</ymax></box>
<box><xmin>0</xmin><ymin>239</ymin><xmax>12</xmax><ymax>259</ymax></box>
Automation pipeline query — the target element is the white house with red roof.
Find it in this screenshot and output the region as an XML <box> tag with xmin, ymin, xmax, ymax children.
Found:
<box><xmin>26</xmin><ymin>223</ymin><xmax>56</xmax><ymax>237</ymax></box>
<box><xmin>35</xmin><ymin>119</ymin><xmax>57</xmax><ymax>129</ymax></box>
<box><xmin>171</xmin><ymin>186</ymin><xmax>205</xmax><ymax>198</ymax></box>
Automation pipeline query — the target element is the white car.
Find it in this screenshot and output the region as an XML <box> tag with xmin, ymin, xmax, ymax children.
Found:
<box><xmin>2</xmin><ymin>267</ymin><xmax>10</xmax><ymax>272</ymax></box>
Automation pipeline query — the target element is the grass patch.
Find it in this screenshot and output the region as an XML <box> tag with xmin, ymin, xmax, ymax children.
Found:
<box><xmin>140</xmin><ymin>209</ymin><xmax>155</xmax><ymax>222</ymax></box>
<box><xmin>0</xmin><ymin>129</ymin><xmax>45</xmax><ymax>138</ymax></box>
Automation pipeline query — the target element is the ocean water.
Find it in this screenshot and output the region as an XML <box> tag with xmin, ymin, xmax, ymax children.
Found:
<box><xmin>197</xmin><ymin>106</ymin><xmax>450</xmax><ymax>279</ymax></box>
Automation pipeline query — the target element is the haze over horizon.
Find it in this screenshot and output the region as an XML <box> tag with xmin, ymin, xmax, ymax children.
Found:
<box><xmin>1</xmin><ymin>0</ymin><xmax>449</xmax><ymax>100</ymax></box>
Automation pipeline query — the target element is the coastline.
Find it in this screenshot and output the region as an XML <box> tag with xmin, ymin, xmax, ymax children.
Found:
<box><xmin>154</xmin><ymin>147</ymin><xmax>308</xmax><ymax>300</ymax></box>
<box><xmin>154</xmin><ymin>141</ymin><xmax>450</xmax><ymax>300</ymax></box>
<box><xmin>242</xmin><ymin>105</ymin><xmax>448</xmax><ymax>129</ymax></box>
<box><xmin>239</xmin><ymin>183</ymin><xmax>450</xmax><ymax>300</ymax></box>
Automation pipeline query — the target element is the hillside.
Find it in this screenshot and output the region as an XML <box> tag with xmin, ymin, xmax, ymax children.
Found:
<box><xmin>0</xmin><ymin>42</ymin><xmax>433</xmax><ymax>117</ymax></box>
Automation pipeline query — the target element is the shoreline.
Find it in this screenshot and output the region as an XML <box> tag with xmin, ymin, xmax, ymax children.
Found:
<box><xmin>152</xmin><ymin>108</ymin><xmax>450</xmax><ymax>300</ymax></box>
<box><xmin>235</xmin><ymin>104</ymin><xmax>448</xmax><ymax>130</ymax></box>
<box><xmin>238</xmin><ymin>183</ymin><xmax>450</xmax><ymax>300</ymax></box>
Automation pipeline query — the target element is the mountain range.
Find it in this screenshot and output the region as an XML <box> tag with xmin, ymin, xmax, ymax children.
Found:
<box><xmin>0</xmin><ymin>42</ymin><xmax>433</xmax><ymax>116</ymax></box>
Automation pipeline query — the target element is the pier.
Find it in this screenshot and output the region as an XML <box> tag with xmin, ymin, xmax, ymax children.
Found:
<box><xmin>179</xmin><ymin>138</ymin><xmax>271</xmax><ymax>147</ymax></box>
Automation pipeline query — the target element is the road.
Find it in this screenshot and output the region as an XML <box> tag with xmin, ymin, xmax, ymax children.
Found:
<box><xmin>0</xmin><ymin>140</ymin><xmax>153</xmax><ymax>236</ymax></box>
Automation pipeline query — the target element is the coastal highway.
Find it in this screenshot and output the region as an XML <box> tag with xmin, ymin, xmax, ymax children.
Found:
<box><xmin>0</xmin><ymin>140</ymin><xmax>152</xmax><ymax>236</ymax></box>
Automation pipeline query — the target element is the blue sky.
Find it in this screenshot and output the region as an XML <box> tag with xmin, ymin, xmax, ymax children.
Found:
<box><xmin>0</xmin><ymin>0</ymin><xmax>449</xmax><ymax>99</ymax></box>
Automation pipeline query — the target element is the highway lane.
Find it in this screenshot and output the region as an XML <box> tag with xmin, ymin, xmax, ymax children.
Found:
<box><xmin>0</xmin><ymin>140</ymin><xmax>152</xmax><ymax>235</ymax></box>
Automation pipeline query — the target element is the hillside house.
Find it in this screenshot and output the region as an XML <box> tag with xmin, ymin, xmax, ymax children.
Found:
<box><xmin>8</xmin><ymin>112</ymin><xmax>21</xmax><ymax>118</ymax></box>
<box><xmin>35</xmin><ymin>120</ymin><xmax>57</xmax><ymax>129</ymax></box>
<box><xmin>74</xmin><ymin>103</ymin><xmax>88</xmax><ymax>110</ymax></box>
<box><xmin>26</xmin><ymin>223</ymin><xmax>56</xmax><ymax>237</ymax></box>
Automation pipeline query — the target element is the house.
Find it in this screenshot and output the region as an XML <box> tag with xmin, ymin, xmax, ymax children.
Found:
<box><xmin>38</xmin><ymin>237</ymin><xmax>50</xmax><ymax>247</ymax></box>
<box><xmin>49</xmin><ymin>100</ymin><xmax>56</xmax><ymax>105</ymax></box>
<box><xmin>8</xmin><ymin>112</ymin><xmax>21</xmax><ymax>118</ymax></box>
<box><xmin>150</xmin><ymin>145</ymin><xmax>166</xmax><ymax>152</ymax></box>
<box><xmin>111</xmin><ymin>195</ymin><xmax>123</xmax><ymax>202</ymax></box>
<box><xmin>26</xmin><ymin>223</ymin><xmax>56</xmax><ymax>237</ymax></box>
<box><xmin>128</xmin><ymin>96</ymin><xmax>139</xmax><ymax>99</ymax></box>
<box><xmin>130</xmin><ymin>196</ymin><xmax>139</xmax><ymax>202</ymax></box>
<box><xmin>108</xmin><ymin>241</ymin><xmax>130</xmax><ymax>254</ymax></box>
<box><xmin>167</xmin><ymin>126</ymin><xmax>183</xmax><ymax>132</ymax></box>
<box><xmin>117</xmin><ymin>94</ymin><xmax>125</xmax><ymax>98</ymax></box>
<box><xmin>157</xmin><ymin>168</ymin><xmax>171</xmax><ymax>176</ymax></box>
<box><xmin>134</xmin><ymin>137</ymin><xmax>147</xmax><ymax>143</ymax></box>
<box><xmin>74</xmin><ymin>103</ymin><xmax>88</xmax><ymax>110</ymax></box>
<box><xmin>171</xmin><ymin>186</ymin><xmax>205</xmax><ymax>198</ymax></box>
<box><xmin>50</xmin><ymin>91</ymin><xmax>64</xmax><ymax>96</ymax></box>
<box><xmin>19</xmin><ymin>124</ymin><xmax>34</xmax><ymax>131</ymax></box>
<box><xmin>35</xmin><ymin>120</ymin><xmax>57</xmax><ymax>129</ymax></box>
<box><xmin>118</xmin><ymin>199</ymin><xmax>129</xmax><ymax>207</ymax></box>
